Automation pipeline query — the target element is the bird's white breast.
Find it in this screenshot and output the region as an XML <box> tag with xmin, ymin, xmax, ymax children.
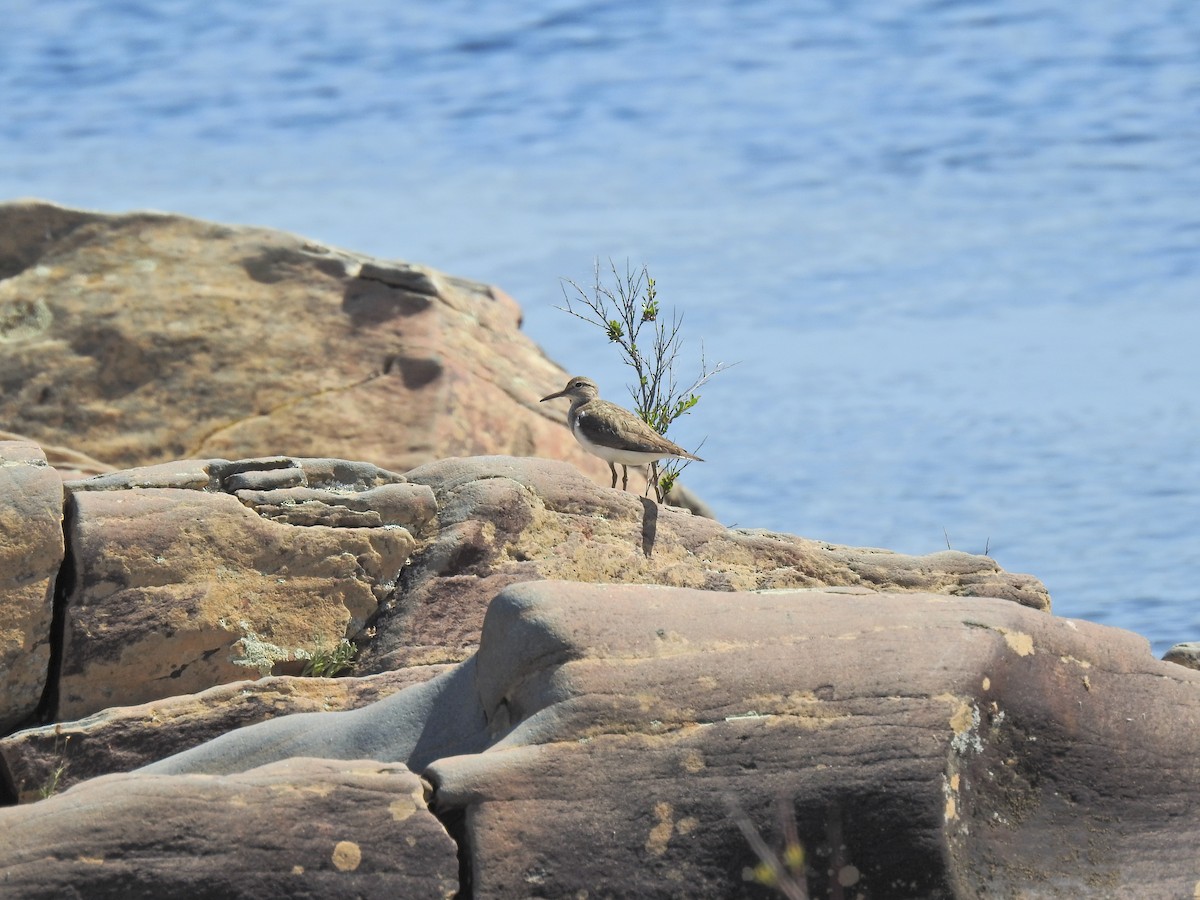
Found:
<box><xmin>571</xmin><ymin>418</ymin><xmax>680</xmax><ymax>465</ymax></box>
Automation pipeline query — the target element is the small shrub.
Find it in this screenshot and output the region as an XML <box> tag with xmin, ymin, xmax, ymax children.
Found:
<box><xmin>558</xmin><ymin>259</ymin><xmax>733</xmax><ymax>501</ymax></box>
<box><xmin>300</xmin><ymin>638</ymin><xmax>357</xmax><ymax>678</ymax></box>
<box><xmin>36</xmin><ymin>733</ymin><xmax>73</xmax><ymax>801</ymax></box>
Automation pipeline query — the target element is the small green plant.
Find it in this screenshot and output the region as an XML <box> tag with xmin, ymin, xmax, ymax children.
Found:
<box><xmin>37</xmin><ymin>733</ymin><xmax>73</xmax><ymax>801</ymax></box>
<box><xmin>942</xmin><ymin>528</ymin><xmax>991</xmax><ymax>557</ymax></box>
<box><xmin>38</xmin><ymin>761</ymin><xmax>68</xmax><ymax>801</ymax></box>
<box><xmin>558</xmin><ymin>260</ymin><xmax>733</xmax><ymax>502</ymax></box>
<box><xmin>300</xmin><ymin>638</ymin><xmax>357</xmax><ymax>678</ymax></box>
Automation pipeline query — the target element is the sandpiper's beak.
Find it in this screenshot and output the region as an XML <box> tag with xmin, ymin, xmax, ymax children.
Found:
<box><xmin>540</xmin><ymin>387</ymin><xmax>568</xmax><ymax>403</ymax></box>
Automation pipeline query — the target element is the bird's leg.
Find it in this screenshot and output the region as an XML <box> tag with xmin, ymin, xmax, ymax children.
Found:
<box><xmin>621</xmin><ymin>465</ymin><xmax>629</xmax><ymax>491</ymax></box>
<box><xmin>649</xmin><ymin>462</ymin><xmax>661</xmax><ymax>503</ymax></box>
<box><xmin>608</xmin><ymin>462</ymin><xmax>618</xmax><ymax>489</ymax></box>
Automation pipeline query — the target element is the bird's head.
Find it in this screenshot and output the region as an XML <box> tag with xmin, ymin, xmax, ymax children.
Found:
<box><xmin>540</xmin><ymin>375</ymin><xmax>600</xmax><ymax>403</ymax></box>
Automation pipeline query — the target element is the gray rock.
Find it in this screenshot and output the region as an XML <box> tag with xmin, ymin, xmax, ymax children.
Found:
<box><xmin>67</xmin><ymin>458</ymin><xmax>228</xmax><ymax>492</ymax></box>
<box><xmin>1164</xmin><ymin>641</ymin><xmax>1200</xmax><ymax>670</ymax></box>
<box><xmin>221</xmin><ymin>465</ymin><xmax>306</xmax><ymax>492</ymax></box>
<box><xmin>0</xmin><ymin>666</ymin><xmax>450</xmax><ymax>803</ymax></box>
<box><xmin>141</xmin><ymin>657</ymin><xmax>489</xmax><ymax>778</ymax></box>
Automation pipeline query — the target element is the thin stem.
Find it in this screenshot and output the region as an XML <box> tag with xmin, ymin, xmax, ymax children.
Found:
<box><xmin>557</xmin><ymin>259</ymin><xmax>736</xmax><ymax>501</ymax></box>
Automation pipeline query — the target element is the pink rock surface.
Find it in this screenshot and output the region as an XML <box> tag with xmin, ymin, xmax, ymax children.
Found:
<box><xmin>0</xmin><ymin>200</ymin><xmax>624</xmax><ymax>493</ymax></box>
<box><xmin>360</xmin><ymin>455</ymin><xmax>1050</xmax><ymax>671</ymax></box>
<box><xmin>0</xmin><ymin>757</ymin><xmax>458</xmax><ymax>899</ymax></box>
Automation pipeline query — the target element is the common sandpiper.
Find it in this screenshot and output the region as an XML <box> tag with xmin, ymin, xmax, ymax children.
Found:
<box><xmin>540</xmin><ymin>375</ymin><xmax>703</xmax><ymax>491</ymax></box>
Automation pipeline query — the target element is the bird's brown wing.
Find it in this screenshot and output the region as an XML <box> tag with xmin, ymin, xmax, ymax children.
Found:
<box><xmin>580</xmin><ymin>401</ymin><xmax>700</xmax><ymax>457</ymax></box>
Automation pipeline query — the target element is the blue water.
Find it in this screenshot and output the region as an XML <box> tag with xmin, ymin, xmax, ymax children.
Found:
<box><xmin>3</xmin><ymin>0</ymin><xmax>1199</xmax><ymax>655</ymax></box>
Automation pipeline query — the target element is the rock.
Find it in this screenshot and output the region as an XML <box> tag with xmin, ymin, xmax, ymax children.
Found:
<box><xmin>232</xmin><ymin>483</ymin><xmax>438</xmax><ymax>529</ymax></box>
<box><xmin>428</xmin><ymin>582</ymin><xmax>1199</xmax><ymax>897</ymax></box>
<box><xmin>54</xmin><ymin>455</ymin><xmax>428</xmax><ymax>720</ymax></box>
<box><xmin>138</xmin><ymin>655</ymin><xmax>490</xmax><ymax>780</ymax></box>
<box><xmin>104</xmin><ymin>580</ymin><xmax>1200</xmax><ymax>897</ymax></box>
<box><xmin>0</xmin><ymin>199</ymin><xmax>645</xmax><ymax>496</ymax></box>
<box><xmin>0</xmin><ymin>429</ymin><xmax>112</xmax><ymax>479</ymax></box>
<box><xmin>0</xmin><ymin>442</ymin><xmax>63</xmax><ymax>733</ymax></box>
<box><xmin>69</xmin><ymin>454</ymin><xmax>413</xmax><ymax>494</ymax></box>
<box><xmin>358</xmin><ymin>455</ymin><xmax>1051</xmax><ymax>670</ymax></box>
<box><xmin>0</xmin><ymin>757</ymin><xmax>459</xmax><ymax>899</ymax></box>
<box><xmin>0</xmin><ymin>666</ymin><xmax>449</xmax><ymax>803</ymax></box>
<box><xmin>1163</xmin><ymin>642</ymin><xmax>1200</xmax><ymax>670</ymax></box>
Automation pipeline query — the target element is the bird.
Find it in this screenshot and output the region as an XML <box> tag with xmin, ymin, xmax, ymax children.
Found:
<box><xmin>540</xmin><ymin>375</ymin><xmax>703</xmax><ymax>492</ymax></box>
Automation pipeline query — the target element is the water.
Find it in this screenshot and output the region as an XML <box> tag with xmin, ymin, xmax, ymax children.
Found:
<box><xmin>2</xmin><ymin>0</ymin><xmax>1198</xmax><ymax>654</ymax></box>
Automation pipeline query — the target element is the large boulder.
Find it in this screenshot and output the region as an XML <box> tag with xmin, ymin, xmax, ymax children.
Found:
<box><xmin>54</xmin><ymin>455</ymin><xmax>430</xmax><ymax>719</ymax></box>
<box><xmin>32</xmin><ymin>580</ymin><xmax>1194</xmax><ymax>898</ymax></box>
<box><xmin>0</xmin><ymin>757</ymin><xmax>459</xmax><ymax>900</ymax></box>
<box><xmin>4</xmin><ymin>201</ymin><xmax>1189</xmax><ymax>896</ymax></box>
<box><xmin>0</xmin><ymin>199</ymin><xmax>616</xmax><ymax>488</ymax></box>
<box><xmin>0</xmin><ymin>441</ymin><xmax>63</xmax><ymax>733</ymax></box>
<box><xmin>435</xmin><ymin>582</ymin><xmax>1200</xmax><ymax>897</ymax></box>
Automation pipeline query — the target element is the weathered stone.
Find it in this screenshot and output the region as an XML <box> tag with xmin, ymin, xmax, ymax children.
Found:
<box><xmin>222</xmin><ymin>464</ymin><xmax>306</xmax><ymax>492</ymax></box>
<box><xmin>1163</xmin><ymin>641</ymin><xmax>1200</xmax><ymax>670</ymax></box>
<box><xmin>66</xmin><ymin>457</ymin><xmax>225</xmax><ymax>491</ymax></box>
<box><xmin>126</xmin><ymin>580</ymin><xmax>1200</xmax><ymax>897</ymax></box>
<box><xmin>215</xmin><ymin>456</ymin><xmax>410</xmax><ymax>492</ymax></box>
<box><xmin>0</xmin><ymin>429</ymin><xmax>111</xmax><ymax>479</ymax></box>
<box><xmin>0</xmin><ymin>442</ymin><xmax>63</xmax><ymax>733</ymax></box>
<box><xmin>427</xmin><ymin>582</ymin><xmax>1199</xmax><ymax>898</ymax></box>
<box><xmin>55</xmin><ymin>485</ymin><xmax>415</xmax><ymax>720</ymax></box>
<box><xmin>0</xmin><ymin>200</ymin><xmax>638</xmax><ymax>496</ymax></box>
<box><xmin>234</xmin><ymin>482</ymin><xmax>437</xmax><ymax>531</ymax></box>
<box><xmin>358</xmin><ymin>456</ymin><xmax>1051</xmax><ymax>670</ymax></box>
<box><xmin>66</xmin><ymin>454</ymin><xmax>411</xmax><ymax>494</ymax></box>
<box><xmin>0</xmin><ymin>757</ymin><xmax>459</xmax><ymax>899</ymax></box>
<box><xmin>0</xmin><ymin>666</ymin><xmax>449</xmax><ymax>803</ymax></box>
<box><xmin>140</xmin><ymin>655</ymin><xmax>489</xmax><ymax>780</ymax></box>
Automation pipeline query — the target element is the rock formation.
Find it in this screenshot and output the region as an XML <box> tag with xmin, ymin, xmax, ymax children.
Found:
<box><xmin>3</xmin><ymin>576</ymin><xmax>1199</xmax><ymax>898</ymax></box>
<box><xmin>0</xmin><ymin>757</ymin><xmax>459</xmax><ymax>900</ymax></box>
<box><xmin>0</xmin><ymin>442</ymin><xmax>62</xmax><ymax>734</ymax></box>
<box><xmin>1164</xmin><ymin>642</ymin><xmax>1200</xmax><ymax>671</ymax></box>
<box><xmin>0</xmin><ymin>199</ymin><xmax>624</xmax><ymax>489</ymax></box>
<box><xmin>360</xmin><ymin>455</ymin><xmax>1050</xmax><ymax>672</ymax></box>
<box><xmin>0</xmin><ymin>665</ymin><xmax>449</xmax><ymax>804</ymax></box>
<box><xmin>55</xmin><ymin>455</ymin><xmax>430</xmax><ymax>719</ymax></box>
<box><xmin>2</xmin><ymin>203</ymin><xmax>1198</xmax><ymax>898</ymax></box>
<box><xmin>1</xmin><ymin>447</ymin><xmax>1196</xmax><ymax>897</ymax></box>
